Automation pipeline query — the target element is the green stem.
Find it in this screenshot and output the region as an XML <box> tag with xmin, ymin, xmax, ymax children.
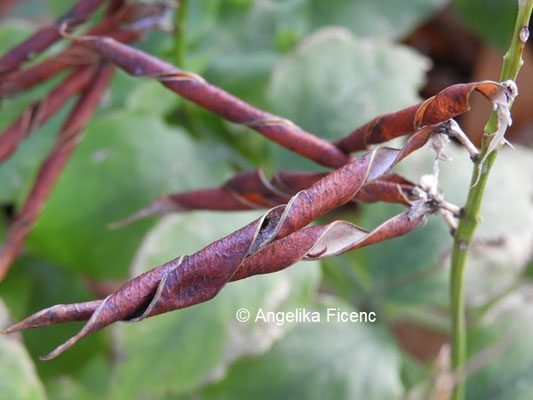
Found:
<box><xmin>174</xmin><ymin>0</ymin><xmax>188</xmax><ymax>67</ymax></box>
<box><xmin>450</xmin><ymin>2</ymin><xmax>533</xmax><ymax>400</ymax></box>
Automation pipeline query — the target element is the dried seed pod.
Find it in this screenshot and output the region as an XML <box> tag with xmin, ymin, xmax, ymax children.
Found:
<box><xmin>0</xmin><ymin>63</ymin><xmax>114</xmax><ymax>280</ymax></box>
<box><xmin>0</xmin><ymin>2</ymin><xmax>170</xmax><ymax>97</ymax></box>
<box><xmin>58</xmin><ymin>33</ymin><xmax>512</xmax><ymax>167</ymax></box>
<box><xmin>0</xmin><ymin>65</ymin><xmax>97</xmax><ymax>162</ymax></box>
<box><xmin>0</xmin><ymin>29</ymin><xmax>133</xmax><ymax>97</ymax></box>
<box><xmin>334</xmin><ymin>80</ymin><xmax>516</xmax><ymax>152</ymax></box>
<box><xmin>111</xmin><ymin>172</ymin><xmax>416</xmax><ymax>228</ymax></box>
<box><xmin>2</xmin><ymin>210</ymin><xmax>425</xmax><ymax>335</ymax></box>
<box><xmin>2</xmin><ymin>126</ymin><xmax>443</xmax><ymax>358</ymax></box>
<box><xmin>62</xmin><ymin>34</ymin><xmax>354</xmax><ymax>169</ymax></box>
<box><xmin>0</xmin><ymin>0</ymin><xmax>106</xmax><ymax>75</ymax></box>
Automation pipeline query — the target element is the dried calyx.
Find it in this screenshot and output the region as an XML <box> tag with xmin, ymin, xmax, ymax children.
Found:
<box><xmin>408</xmin><ymin>119</ymin><xmax>463</xmax><ymax>233</ymax></box>
<box><xmin>473</xmin><ymin>80</ymin><xmax>518</xmax><ymax>186</ymax></box>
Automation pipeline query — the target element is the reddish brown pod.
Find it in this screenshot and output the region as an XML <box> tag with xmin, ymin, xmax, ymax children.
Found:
<box><xmin>0</xmin><ymin>63</ymin><xmax>114</xmax><ymax>280</ymax></box>
<box><xmin>0</xmin><ymin>0</ymin><xmax>106</xmax><ymax>75</ymax></box>
<box><xmin>111</xmin><ymin>171</ymin><xmax>417</xmax><ymax>228</ymax></box>
<box><xmin>2</xmin><ymin>130</ymin><xmax>449</xmax><ymax>359</ymax></box>
<box><xmin>0</xmin><ymin>65</ymin><xmax>97</xmax><ymax>163</ymax></box>
<box><xmin>55</xmin><ymin>33</ymin><xmax>510</xmax><ymax>162</ymax></box>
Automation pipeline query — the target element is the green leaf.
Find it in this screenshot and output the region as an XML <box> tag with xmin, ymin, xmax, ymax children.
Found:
<box><xmin>267</xmin><ymin>27</ymin><xmax>429</xmax><ymax>170</ymax></box>
<box><xmin>199</xmin><ymin>299</ymin><xmax>404</xmax><ymax>400</ymax></box>
<box><xmin>196</xmin><ymin>0</ymin><xmax>309</xmax><ymax>105</ymax></box>
<box><xmin>310</xmin><ymin>0</ymin><xmax>447</xmax><ymax>40</ymax></box>
<box><xmin>125</xmin><ymin>80</ymin><xmax>180</xmax><ymax>116</ymax></box>
<box><xmin>0</xmin><ymin>100</ymin><xmax>69</xmax><ymax>204</ymax></box>
<box><xmin>466</xmin><ymin>286</ymin><xmax>533</xmax><ymax>399</ymax></box>
<box><xmin>453</xmin><ymin>0</ymin><xmax>516</xmax><ymax>50</ymax></box>
<box><xmin>110</xmin><ymin>211</ymin><xmax>321</xmax><ymax>398</ymax></box>
<box><xmin>0</xmin><ymin>256</ymin><xmax>110</xmax><ymax>385</ymax></box>
<box><xmin>48</xmin><ymin>0</ymin><xmax>78</xmax><ymax>17</ymax></box>
<box><xmin>0</xmin><ymin>300</ymin><xmax>46</xmax><ymax>400</ymax></box>
<box><xmin>24</xmin><ymin>111</ymin><xmax>234</xmax><ymax>279</ymax></box>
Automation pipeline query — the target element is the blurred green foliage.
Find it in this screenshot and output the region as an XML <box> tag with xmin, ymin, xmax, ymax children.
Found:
<box><xmin>0</xmin><ymin>1</ymin><xmax>532</xmax><ymax>399</ymax></box>
<box><xmin>453</xmin><ymin>0</ymin><xmax>517</xmax><ymax>50</ymax></box>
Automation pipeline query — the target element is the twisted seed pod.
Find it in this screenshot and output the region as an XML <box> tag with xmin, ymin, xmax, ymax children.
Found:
<box><xmin>334</xmin><ymin>81</ymin><xmax>513</xmax><ymax>152</ymax></box>
<box><xmin>2</xmin><ymin>126</ymin><xmax>438</xmax><ymax>359</ymax></box>
<box><xmin>63</xmin><ymin>34</ymin><xmax>354</xmax><ymax>169</ymax></box>
<box><xmin>0</xmin><ymin>63</ymin><xmax>114</xmax><ymax>280</ymax></box>
<box><xmin>0</xmin><ymin>0</ymin><xmax>106</xmax><ymax>75</ymax></box>
<box><xmin>61</xmin><ymin>33</ymin><xmax>512</xmax><ymax>167</ymax></box>
<box><xmin>111</xmin><ymin>171</ymin><xmax>416</xmax><ymax>228</ymax></box>
<box><xmin>2</xmin><ymin>210</ymin><xmax>424</xmax><ymax>334</ymax></box>
<box><xmin>0</xmin><ymin>30</ymin><xmax>133</xmax><ymax>98</ymax></box>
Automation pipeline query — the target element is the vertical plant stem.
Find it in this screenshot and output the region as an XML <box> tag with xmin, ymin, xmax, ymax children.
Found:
<box><xmin>174</xmin><ymin>0</ymin><xmax>188</xmax><ymax>67</ymax></box>
<box><xmin>450</xmin><ymin>2</ymin><xmax>533</xmax><ymax>399</ymax></box>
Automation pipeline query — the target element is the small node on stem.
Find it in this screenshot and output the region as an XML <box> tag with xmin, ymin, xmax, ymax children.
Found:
<box><xmin>520</xmin><ymin>26</ymin><xmax>530</xmax><ymax>43</ymax></box>
<box><xmin>472</xmin><ymin>80</ymin><xmax>518</xmax><ymax>187</ymax></box>
<box><xmin>457</xmin><ymin>240</ymin><xmax>468</xmax><ymax>252</ymax></box>
<box><xmin>408</xmin><ymin>170</ymin><xmax>461</xmax><ymax>234</ymax></box>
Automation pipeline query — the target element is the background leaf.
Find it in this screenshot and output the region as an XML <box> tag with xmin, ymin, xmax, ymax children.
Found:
<box><xmin>309</xmin><ymin>0</ymin><xmax>447</xmax><ymax>40</ymax></box>
<box><xmin>0</xmin><ymin>300</ymin><xmax>46</xmax><ymax>400</ymax></box>
<box><xmin>0</xmin><ymin>256</ymin><xmax>110</xmax><ymax>391</ymax></box>
<box><xmin>453</xmin><ymin>0</ymin><xmax>516</xmax><ymax>51</ymax></box>
<box><xmin>267</xmin><ymin>27</ymin><xmax>430</xmax><ymax>170</ymax></box>
<box><xmin>199</xmin><ymin>299</ymin><xmax>404</xmax><ymax>400</ymax></box>
<box><xmin>466</xmin><ymin>285</ymin><xmax>533</xmax><ymax>399</ymax></box>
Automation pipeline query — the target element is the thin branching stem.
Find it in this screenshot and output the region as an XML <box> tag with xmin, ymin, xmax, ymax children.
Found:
<box><xmin>449</xmin><ymin>2</ymin><xmax>533</xmax><ymax>399</ymax></box>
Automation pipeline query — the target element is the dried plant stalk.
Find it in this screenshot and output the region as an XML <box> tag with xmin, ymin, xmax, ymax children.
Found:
<box><xmin>0</xmin><ymin>0</ymin><xmax>16</xmax><ymax>17</ymax></box>
<box><xmin>0</xmin><ymin>65</ymin><xmax>96</xmax><ymax>162</ymax></box>
<box><xmin>0</xmin><ymin>63</ymin><xmax>113</xmax><ymax>280</ymax></box>
<box><xmin>0</xmin><ymin>2</ymin><xmax>169</xmax><ymax>97</ymax></box>
<box><xmin>0</xmin><ymin>29</ymin><xmax>133</xmax><ymax>98</ymax></box>
<box><xmin>0</xmin><ymin>0</ymin><xmax>106</xmax><ymax>75</ymax></box>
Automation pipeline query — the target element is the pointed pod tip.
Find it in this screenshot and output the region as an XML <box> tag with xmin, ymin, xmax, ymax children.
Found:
<box><xmin>39</xmin><ymin>336</ymin><xmax>79</xmax><ymax>361</ymax></box>
<box><xmin>107</xmin><ymin>219</ymin><xmax>130</xmax><ymax>230</ymax></box>
<box><xmin>108</xmin><ymin>200</ymin><xmax>176</xmax><ymax>229</ymax></box>
<box><xmin>0</xmin><ymin>323</ymin><xmax>23</xmax><ymax>334</ymax></box>
<box><xmin>108</xmin><ymin>212</ymin><xmax>143</xmax><ymax>229</ymax></box>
